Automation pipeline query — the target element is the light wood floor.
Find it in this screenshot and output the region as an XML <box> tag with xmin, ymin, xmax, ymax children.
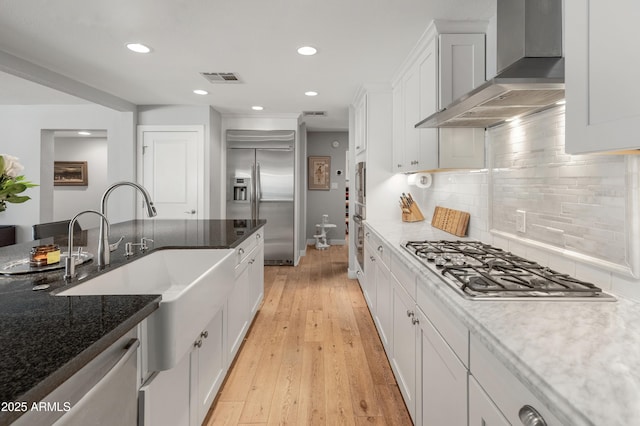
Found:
<box><xmin>206</xmin><ymin>243</ymin><xmax>412</xmax><ymax>425</ymax></box>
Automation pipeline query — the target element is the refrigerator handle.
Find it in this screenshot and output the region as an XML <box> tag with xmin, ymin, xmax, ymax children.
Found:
<box><xmin>251</xmin><ymin>162</ymin><xmax>256</xmax><ymax>220</ymax></box>
<box><xmin>256</xmin><ymin>162</ymin><xmax>261</xmax><ymax>218</ymax></box>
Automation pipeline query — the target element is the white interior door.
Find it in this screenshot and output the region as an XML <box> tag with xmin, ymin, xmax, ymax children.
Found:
<box><xmin>138</xmin><ymin>127</ymin><xmax>203</xmax><ymax>220</ymax></box>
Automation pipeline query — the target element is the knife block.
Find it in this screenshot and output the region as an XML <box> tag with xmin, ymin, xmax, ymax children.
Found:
<box><xmin>402</xmin><ymin>202</ymin><xmax>425</xmax><ymax>222</ymax></box>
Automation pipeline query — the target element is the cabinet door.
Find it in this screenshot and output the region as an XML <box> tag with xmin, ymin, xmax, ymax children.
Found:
<box><xmin>392</xmin><ymin>83</ymin><xmax>405</xmax><ymax>172</ymax></box>
<box><xmin>469</xmin><ymin>376</ymin><xmax>510</xmax><ymax>426</ymax></box>
<box><xmin>227</xmin><ymin>261</ymin><xmax>250</xmax><ymax>364</ymax></box>
<box><xmin>139</xmin><ymin>352</ymin><xmax>191</xmax><ymax>426</ymax></box>
<box><xmin>192</xmin><ymin>308</ymin><xmax>225</xmax><ymax>425</ymax></box>
<box><xmin>417</xmin><ymin>38</ymin><xmax>439</xmax><ymax>171</ymax></box>
<box><xmin>438</xmin><ymin>33</ymin><xmax>486</xmax><ymax>170</ymax></box>
<box><xmin>374</xmin><ymin>255</ymin><xmax>392</xmax><ymax>350</ymax></box>
<box><xmin>565</xmin><ymin>0</ymin><xmax>640</xmax><ymax>154</ymax></box>
<box><xmin>354</xmin><ymin>93</ymin><xmax>368</xmax><ymax>154</ymax></box>
<box><xmin>248</xmin><ymin>242</ymin><xmax>264</xmax><ymax>316</ymax></box>
<box><xmin>403</xmin><ymin>64</ymin><xmax>421</xmax><ymax>171</ymax></box>
<box><xmin>438</xmin><ymin>33</ymin><xmax>485</xmax><ymax>106</ymax></box>
<box><xmin>362</xmin><ymin>241</ymin><xmax>377</xmax><ymax>312</ymax></box>
<box><xmin>416</xmin><ymin>308</ymin><xmax>467</xmax><ymax>426</ymax></box>
<box><xmin>390</xmin><ymin>277</ymin><xmax>417</xmax><ymax>421</ymax></box>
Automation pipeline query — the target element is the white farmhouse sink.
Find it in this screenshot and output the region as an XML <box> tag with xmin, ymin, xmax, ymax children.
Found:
<box><xmin>57</xmin><ymin>249</ymin><xmax>236</xmax><ymax>370</ymax></box>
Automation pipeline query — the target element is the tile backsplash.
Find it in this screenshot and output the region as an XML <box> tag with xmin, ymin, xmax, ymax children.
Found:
<box><xmin>489</xmin><ymin>107</ymin><xmax>628</xmax><ymax>266</ymax></box>
<box><xmin>411</xmin><ymin>106</ymin><xmax>640</xmax><ymax>300</ymax></box>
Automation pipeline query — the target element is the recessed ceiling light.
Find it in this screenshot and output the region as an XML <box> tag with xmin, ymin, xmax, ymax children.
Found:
<box><xmin>297</xmin><ymin>46</ymin><xmax>317</xmax><ymax>56</ymax></box>
<box><xmin>126</xmin><ymin>43</ymin><xmax>151</xmax><ymax>53</ymax></box>
<box><xmin>252</xmin><ymin>106</ymin><xmax>264</xmax><ymax>111</ymax></box>
<box><xmin>193</xmin><ymin>89</ymin><xmax>208</xmax><ymax>95</ymax></box>
<box><xmin>305</xmin><ymin>91</ymin><xmax>318</xmax><ymax>97</ymax></box>
<box><xmin>77</xmin><ymin>131</ymin><xmax>91</xmax><ymax>136</ymax></box>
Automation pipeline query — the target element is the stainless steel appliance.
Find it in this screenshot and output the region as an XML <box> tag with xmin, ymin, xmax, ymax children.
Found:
<box><xmin>354</xmin><ymin>162</ymin><xmax>366</xmax><ymax>271</ymax></box>
<box><xmin>402</xmin><ymin>240</ymin><xmax>616</xmax><ymax>301</ymax></box>
<box><xmin>417</xmin><ymin>0</ymin><xmax>565</xmax><ymax>129</ymax></box>
<box><xmin>227</xmin><ymin>130</ymin><xmax>295</xmax><ymax>265</ymax></box>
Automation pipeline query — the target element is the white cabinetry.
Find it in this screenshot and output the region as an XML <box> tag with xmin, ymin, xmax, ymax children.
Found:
<box><xmin>390</xmin><ymin>275</ymin><xmax>417</xmax><ymax>420</ymax></box>
<box><xmin>354</xmin><ymin>92</ymin><xmax>367</xmax><ymax>155</ymax></box>
<box><xmin>191</xmin><ymin>308</ymin><xmax>225</xmax><ymax>425</ymax></box>
<box><xmin>364</xmin><ymin>228</ymin><xmax>392</xmax><ymax>350</ymax></box>
<box><xmin>140</xmin><ymin>229</ymin><xmax>265</xmax><ymax>426</ymax></box>
<box><xmin>227</xmin><ymin>229</ymin><xmax>264</xmax><ymax>363</ymax></box>
<box><xmin>565</xmin><ymin>0</ymin><xmax>640</xmax><ymax>154</ymax></box>
<box><xmin>470</xmin><ymin>335</ymin><xmax>562</xmax><ymax>426</ymax></box>
<box><xmin>415</xmin><ymin>306</ymin><xmax>467</xmax><ymax>426</ymax></box>
<box><xmin>392</xmin><ymin>26</ymin><xmax>486</xmax><ymax>173</ymax></box>
<box><xmin>469</xmin><ymin>375</ymin><xmax>510</xmax><ymax>426</ymax></box>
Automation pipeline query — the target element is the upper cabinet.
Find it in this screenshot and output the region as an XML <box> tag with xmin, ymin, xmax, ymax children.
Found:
<box><xmin>354</xmin><ymin>92</ymin><xmax>368</xmax><ymax>156</ymax></box>
<box><xmin>565</xmin><ymin>0</ymin><xmax>640</xmax><ymax>154</ymax></box>
<box><xmin>392</xmin><ymin>26</ymin><xmax>486</xmax><ymax>173</ymax></box>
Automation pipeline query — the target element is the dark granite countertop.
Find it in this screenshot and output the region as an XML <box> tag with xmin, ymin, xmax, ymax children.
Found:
<box><xmin>0</xmin><ymin>219</ymin><xmax>265</xmax><ymax>425</ymax></box>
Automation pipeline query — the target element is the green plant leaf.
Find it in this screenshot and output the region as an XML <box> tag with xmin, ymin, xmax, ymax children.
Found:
<box><xmin>7</xmin><ymin>195</ymin><xmax>30</xmax><ymax>204</ymax></box>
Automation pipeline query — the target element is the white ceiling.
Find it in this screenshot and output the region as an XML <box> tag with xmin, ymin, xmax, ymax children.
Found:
<box><xmin>0</xmin><ymin>0</ymin><xmax>494</xmax><ymax>131</ymax></box>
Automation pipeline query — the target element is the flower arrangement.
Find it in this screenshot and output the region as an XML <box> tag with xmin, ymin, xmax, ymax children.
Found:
<box><xmin>0</xmin><ymin>154</ymin><xmax>37</xmax><ymax>212</ymax></box>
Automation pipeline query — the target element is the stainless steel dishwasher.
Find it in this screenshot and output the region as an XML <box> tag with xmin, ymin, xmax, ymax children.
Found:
<box><xmin>14</xmin><ymin>329</ymin><xmax>139</xmax><ymax>426</ymax></box>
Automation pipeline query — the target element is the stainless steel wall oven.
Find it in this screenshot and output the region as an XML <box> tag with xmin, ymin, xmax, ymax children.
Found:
<box><xmin>354</xmin><ymin>162</ymin><xmax>366</xmax><ymax>271</ymax></box>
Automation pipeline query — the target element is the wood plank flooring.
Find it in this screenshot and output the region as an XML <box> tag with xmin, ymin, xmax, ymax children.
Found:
<box><xmin>206</xmin><ymin>243</ymin><xmax>412</xmax><ymax>425</ymax></box>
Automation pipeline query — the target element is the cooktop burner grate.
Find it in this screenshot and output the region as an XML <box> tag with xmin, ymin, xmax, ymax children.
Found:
<box><xmin>402</xmin><ymin>240</ymin><xmax>615</xmax><ymax>301</ymax></box>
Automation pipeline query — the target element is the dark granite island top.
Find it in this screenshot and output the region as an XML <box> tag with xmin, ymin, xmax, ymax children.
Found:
<box><xmin>0</xmin><ymin>219</ymin><xmax>265</xmax><ymax>425</ymax></box>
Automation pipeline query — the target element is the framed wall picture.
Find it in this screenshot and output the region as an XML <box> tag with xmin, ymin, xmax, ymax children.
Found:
<box><xmin>54</xmin><ymin>161</ymin><xmax>88</xmax><ymax>186</ymax></box>
<box><xmin>308</xmin><ymin>156</ymin><xmax>331</xmax><ymax>190</ymax></box>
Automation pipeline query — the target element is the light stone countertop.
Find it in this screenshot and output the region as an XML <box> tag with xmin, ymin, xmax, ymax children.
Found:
<box><xmin>365</xmin><ymin>219</ymin><xmax>640</xmax><ymax>426</ymax></box>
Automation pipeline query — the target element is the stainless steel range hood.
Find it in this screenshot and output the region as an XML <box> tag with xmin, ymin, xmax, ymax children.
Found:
<box><xmin>416</xmin><ymin>0</ymin><xmax>564</xmax><ymax>129</ymax></box>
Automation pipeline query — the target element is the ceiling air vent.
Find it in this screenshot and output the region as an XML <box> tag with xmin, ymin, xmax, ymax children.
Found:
<box><xmin>200</xmin><ymin>72</ymin><xmax>243</xmax><ymax>84</ymax></box>
<box><xmin>302</xmin><ymin>111</ymin><xmax>327</xmax><ymax>117</ymax></box>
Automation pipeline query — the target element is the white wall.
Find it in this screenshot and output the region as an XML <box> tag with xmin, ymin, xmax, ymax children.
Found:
<box><xmin>53</xmin><ymin>136</ymin><xmax>108</xmax><ymax>229</ymax></box>
<box><xmin>0</xmin><ymin>105</ymin><xmax>135</xmax><ymax>243</ymax></box>
<box><xmin>138</xmin><ymin>104</ymin><xmax>221</xmax><ymax>219</ymax></box>
<box><xmin>306</xmin><ymin>131</ymin><xmax>349</xmax><ymax>244</ymax></box>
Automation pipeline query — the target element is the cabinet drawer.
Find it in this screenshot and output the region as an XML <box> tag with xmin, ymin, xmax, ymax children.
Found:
<box><xmin>470</xmin><ymin>335</ymin><xmax>563</xmax><ymax>426</ymax></box>
<box><xmin>416</xmin><ymin>277</ymin><xmax>468</xmax><ymax>367</ymax></box>
<box><xmin>364</xmin><ymin>227</ymin><xmax>390</xmax><ymax>267</ymax></box>
<box><xmin>390</xmin><ymin>251</ymin><xmax>417</xmax><ymax>300</ymax></box>
<box><xmin>235</xmin><ymin>229</ymin><xmax>263</xmax><ymax>265</ymax></box>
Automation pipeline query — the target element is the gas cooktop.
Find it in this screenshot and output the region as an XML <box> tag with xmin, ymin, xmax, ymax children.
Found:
<box><xmin>402</xmin><ymin>240</ymin><xmax>616</xmax><ymax>301</ymax></box>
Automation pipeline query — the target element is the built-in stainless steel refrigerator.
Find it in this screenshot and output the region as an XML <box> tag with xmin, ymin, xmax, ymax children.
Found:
<box><xmin>226</xmin><ymin>130</ymin><xmax>295</xmax><ymax>265</ymax></box>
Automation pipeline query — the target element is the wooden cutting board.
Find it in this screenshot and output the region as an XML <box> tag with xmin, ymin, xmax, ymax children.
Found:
<box><xmin>431</xmin><ymin>206</ymin><xmax>470</xmax><ymax>237</ymax></box>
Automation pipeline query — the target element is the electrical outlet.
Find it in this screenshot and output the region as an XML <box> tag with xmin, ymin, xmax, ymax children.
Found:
<box><xmin>516</xmin><ymin>210</ymin><xmax>526</xmax><ymax>233</ymax></box>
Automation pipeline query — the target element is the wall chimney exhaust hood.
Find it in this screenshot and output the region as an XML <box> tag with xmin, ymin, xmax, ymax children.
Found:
<box><xmin>416</xmin><ymin>0</ymin><xmax>564</xmax><ymax>129</ymax></box>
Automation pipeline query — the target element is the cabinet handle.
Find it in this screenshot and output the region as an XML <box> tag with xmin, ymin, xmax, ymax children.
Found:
<box><xmin>194</xmin><ymin>339</ymin><xmax>203</xmax><ymax>348</ymax></box>
<box><xmin>201</xmin><ymin>331</ymin><xmax>208</xmax><ymax>339</ymax></box>
<box><xmin>412</xmin><ymin>317</ymin><xmax>420</xmax><ymax>325</ymax></box>
<box><xmin>238</xmin><ymin>248</ymin><xmax>245</xmax><ymax>255</ymax></box>
<box><xmin>370</xmin><ymin>256</ymin><xmax>375</xmax><ymax>262</ymax></box>
<box><xmin>406</xmin><ymin>310</ymin><xmax>414</xmax><ymax>318</ymax></box>
<box><xmin>397</xmin><ymin>164</ymin><xmax>402</xmax><ymax>168</ymax></box>
<box><xmin>518</xmin><ymin>405</ymin><xmax>547</xmax><ymax>426</ymax></box>
<box><xmin>256</xmin><ymin>233</ymin><xmax>262</xmax><ymax>240</ymax></box>
<box><xmin>377</xmin><ymin>245</ymin><xmax>383</xmax><ymax>253</ymax></box>
<box><xmin>365</xmin><ymin>232</ymin><xmax>370</xmax><ymax>237</ymax></box>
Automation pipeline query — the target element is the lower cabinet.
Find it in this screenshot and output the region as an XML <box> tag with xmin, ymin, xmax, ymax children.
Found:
<box><xmin>416</xmin><ymin>307</ymin><xmax>467</xmax><ymax>426</ymax></box>
<box><xmin>390</xmin><ymin>276</ymin><xmax>417</xmax><ymax>421</ymax></box>
<box><xmin>191</xmin><ymin>308</ymin><xmax>225</xmax><ymax>424</ymax></box>
<box><xmin>469</xmin><ymin>375</ymin><xmax>510</xmax><ymax>426</ymax></box>
<box><xmin>140</xmin><ymin>230</ymin><xmax>264</xmax><ymax>425</ymax></box>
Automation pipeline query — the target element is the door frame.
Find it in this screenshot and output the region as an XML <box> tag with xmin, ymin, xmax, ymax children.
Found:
<box><xmin>136</xmin><ymin>125</ymin><xmax>206</xmax><ymax>220</ymax></box>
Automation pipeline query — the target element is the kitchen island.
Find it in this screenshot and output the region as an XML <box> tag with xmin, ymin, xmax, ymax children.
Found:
<box><xmin>0</xmin><ymin>219</ymin><xmax>265</xmax><ymax>425</ymax></box>
<box><xmin>364</xmin><ymin>218</ymin><xmax>640</xmax><ymax>426</ymax></box>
